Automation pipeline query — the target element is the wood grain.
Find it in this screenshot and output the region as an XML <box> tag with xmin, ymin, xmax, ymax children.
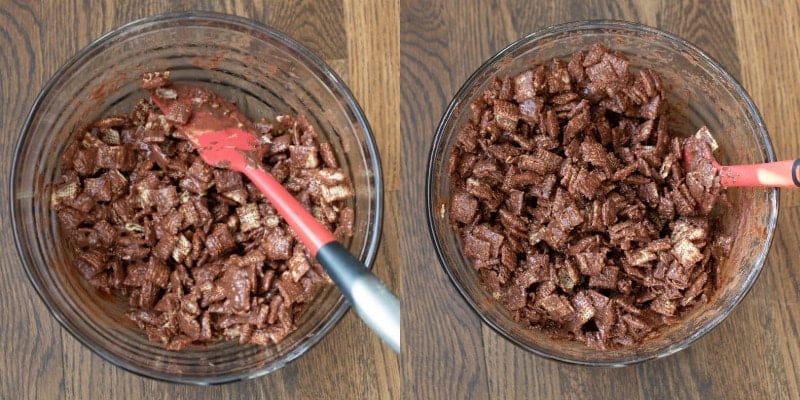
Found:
<box><xmin>400</xmin><ymin>1</ymin><xmax>490</xmax><ymax>399</ymax></box>
<box><xmin>401</xmin><ymin>1</ymin><xmax>800</xmax><ymax>399</ymax></box>
<box><xmin>1</xmin><ymin>1</ymin><xmax>398</xmax><ymax>399</ymax></box>
<box><xmin>732</xmin><ymin>0</ymin><xmax>800</xmax><ymax>209</ymax></box>
<box><xmin>0</xmin><ymin>2</ymin><xmax>66</xmax><ymax>399</ymax></box>
<box><xmin>5</xmin><ymin>0</ymin><xmax>800</xmax><ymax>398</ymax></box>
<box><xmin>345</xmin><ymin>0</ymin><xmax>400</xmax><ymax>191</ymax></box>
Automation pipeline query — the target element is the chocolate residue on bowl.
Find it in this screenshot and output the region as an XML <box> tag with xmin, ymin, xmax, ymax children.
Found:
<box><xmin>447</xmin><ymin>44</ymin><xmax>732</xmax><ymax>349</ymax></box>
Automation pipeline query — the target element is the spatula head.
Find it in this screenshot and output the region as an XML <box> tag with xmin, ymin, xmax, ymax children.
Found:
<box><xmin>149</xmin><ymin>83</ymin><xmax>262</xmax><ymax>171</ymax></box>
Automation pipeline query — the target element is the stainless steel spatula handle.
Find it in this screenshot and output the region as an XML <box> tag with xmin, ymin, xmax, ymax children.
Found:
<box><xmin>317</xmin><ymin>242</ymin><xmax>400</xmax><ymax>353</ymax></box>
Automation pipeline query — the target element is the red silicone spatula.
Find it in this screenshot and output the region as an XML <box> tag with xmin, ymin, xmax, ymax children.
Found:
<box><xmin>684</xmin><ymin>126</ymin><xmax>798</xmax><ymax>188</ymax></box>
<box><xmin>150</xmin><ymin>83</ymin><xmax>400</xmax><ymax>353</ymax></box>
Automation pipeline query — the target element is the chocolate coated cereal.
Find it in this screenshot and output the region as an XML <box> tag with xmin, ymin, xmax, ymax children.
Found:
<box><xmin>52</xmin><ymin>73</ymin><xmax>354</xmax><ymax>350</ymax></box>
<box><xmin>448</xmin><ymin>44</ymin><xmax>731</xmax><ymax>349</ymax></box>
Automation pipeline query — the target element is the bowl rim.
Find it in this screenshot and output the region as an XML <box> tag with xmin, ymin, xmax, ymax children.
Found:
<box><xmin>10</xmin><ymin>11</ymin><xmax>384</xmax><ymax>384</ymax></box>
<box><xmin>426</xmin><ymin>19</ymin><xmax>778</xmax><ymax>366</ymax></box>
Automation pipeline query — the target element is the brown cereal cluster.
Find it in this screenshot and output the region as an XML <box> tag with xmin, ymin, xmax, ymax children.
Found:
<box><xmin>448</xmin><ymin>44</ymin><xmax>732</xmax><ymax>348</ymax></box>
<box><xmin>52</xmin><ymin>74</ymin><xmax>354</xmax><ymax>350</ymax></box>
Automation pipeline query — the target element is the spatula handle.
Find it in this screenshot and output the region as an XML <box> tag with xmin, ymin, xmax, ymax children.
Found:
<box><xmin>242</xmin><ymin>165</ymin><xmax>336</xmax><ymax>255</ymax></box>
<box><xmin>317</xmin><ymin>242</ymin><xmax>401</xmax><ymax>353</ymax></box>
<box><xmin>719</xmin><ymin>159</ymin><xmax>800</xmax><ymax>188</ymax></box>
<box><xmin>242</xmin><ymin>165</ymin><xmax>400</xmax><ymax>353</ymax></box>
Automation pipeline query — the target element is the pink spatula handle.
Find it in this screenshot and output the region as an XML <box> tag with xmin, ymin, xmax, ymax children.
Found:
<box><xmin>719</xmin><ymin>159</ymin><xmax>800</xmax><ymax>188</ymax></box>
<box><xmin>240</xmin><ymin>164</ymin><xmax>336</xmax><ymax>256</ymax></box>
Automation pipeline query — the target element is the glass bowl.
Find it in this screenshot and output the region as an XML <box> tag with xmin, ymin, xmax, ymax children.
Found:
<box><xmin>11</xmin><ymin>12</ymin><xmax>382</xmax><ymax>384</ymax></box>
<box><xmin>427</xmin><ymin>21</ymin><xmax>778</xmax><ymax>366</ymax></box>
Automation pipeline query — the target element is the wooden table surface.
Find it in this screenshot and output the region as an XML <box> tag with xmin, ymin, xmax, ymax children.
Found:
<box><xmin>2</xmin><ymin>1</ymin><xmax>800</xmax><ymax>399</ymax></box>
<box><xmin>0</xmin><ymin>1</ymin><xmax>400</xmax><ymax>399</ymax></box>
<box><xmin>401</xmin><ymin>1</ymin><xmax>800</xmax><ymax>399</ymax></box>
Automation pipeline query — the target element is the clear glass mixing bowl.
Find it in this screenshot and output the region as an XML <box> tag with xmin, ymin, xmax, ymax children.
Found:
<box><xmin>11</xmin><ymin>12</ymin><xmax>382</xmax><ymax>384</ymax></box>
<box><xmin>427</xmin><ymin>20</ymin><xmax>777</xmax><ymax>366</ymax></box>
